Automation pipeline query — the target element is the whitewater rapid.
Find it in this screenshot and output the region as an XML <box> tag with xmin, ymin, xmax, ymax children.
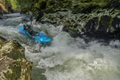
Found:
<box><xmin>0</xmin><ymin>14</ymin><xmax>120</xmax><ymax>80</ymax></box>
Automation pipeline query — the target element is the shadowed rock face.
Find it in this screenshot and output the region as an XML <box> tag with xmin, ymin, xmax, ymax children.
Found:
<box><xmin>0</xmin><ymin>36</ymin><xmax>33</xmax><ymax>80</ymax></box>
<box><xmin>82</xmin><ymin>15</ymin><xmax>120</xmax><ymax>40</ymax></box>
<box><xmin>103</xmin><ymin>1</ymin><xmax>120</xmax><ymax>9</ymax></box>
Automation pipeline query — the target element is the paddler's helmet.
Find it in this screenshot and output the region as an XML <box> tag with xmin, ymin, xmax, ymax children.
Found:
<box><xmin>24</xmin><ymin>23</ymin><xmax>31</xmax><ymax>27</ymax></box>
<box><xmin>24</xmin><ymin>24</ymin><xmax>31</xmax><ymax>30</ymax></box>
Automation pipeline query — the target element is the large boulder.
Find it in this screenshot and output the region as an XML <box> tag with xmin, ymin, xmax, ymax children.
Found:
<box><xmin>0</xmin><ymin>36</ymin><xmax>33</xmax><ymax>80</ymax></box>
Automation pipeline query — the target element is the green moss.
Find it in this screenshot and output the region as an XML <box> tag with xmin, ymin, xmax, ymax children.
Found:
<box><xmin>62</xmin><ymin>0</ymin><xmax>72</xmax><ymax>8</ymax></box>
<box><xmin>2</xmin><ymin>0</ymin><xmax>116</xmax><ymax>13</ymax></box>
<box><xmin>9</xmin><ymin>0</ymin><xmax>18</xmax><ymax>10</ymax></box>
<box><xmin>34</xmin><ymin>0</ymin><xmax>46</xmax><ymax>9</ymax></box>
<box><xmin>4</xmin><ymin>61</ymin><xmax>21</xmax><ymax>80</ymax></box>
<box><xmin>2</xmin><ymin>40</ymin><xmax>25</xmax><ymax>60</ymax></box>
<box><xmin>3</xmin><ymin>48</ymin><xmax>25</xmax><ymax>60</ymax></box>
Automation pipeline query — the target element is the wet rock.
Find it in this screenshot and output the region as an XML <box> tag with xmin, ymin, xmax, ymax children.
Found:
<box><xmin>8</xmin><ymin>7</ymin><xmax>14</xmax><ymax>13</ymax></box>
<box><xmin>62</xmin><ymin>20</ymin><xmax>80</xmax><ymax>37</ymax></box>
<box><xmin>112</xmin><ymin>16</ymin><xmax>120</xmax><ymax>39</ymax></box>
<box><xmin>84</xmin><ymin>17</ymin><xmax>98</xmax><ymax>33</ymax></box>
<box><xmin>112</xmin><ymin>17</ymin><xmax>120</xmax><ymax>29</ymax></box>
<box><xmin>103</xmin><ymin>1</ymin><xmax>120</xmax><ymax>9</ymax></box>
<box><xmin>82</xmin><ymin>14</ymin><xmax>120</xmax><ymax>39</ymax></box>
<box><xmin>98</xmin><ymin>15</ymin><xmax>111</xmax><ymax>32</ymax></box>
<box><xmin>81</xmin><ymin>5</ymin><xmax>99</xmax><ymax>14</ymax></box>
<box><xmin>0</xmin><ymin>36</ymin><xmax>33</xmax><ymax>80</ymax></box>
<box><xmin>36</xmin><ymin>10</ymin><xmax>44</xmax><ymax>22</ymax></box>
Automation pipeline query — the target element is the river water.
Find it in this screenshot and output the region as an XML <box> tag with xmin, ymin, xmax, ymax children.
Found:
<box><xmin>0</xmin><ymin>13</ymin><xmax>120</xmax><ymax>80</ymax></box>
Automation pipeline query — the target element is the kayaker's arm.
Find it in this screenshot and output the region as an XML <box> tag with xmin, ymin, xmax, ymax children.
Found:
<box><xmin>25</xmin><ymin>31</ymin><xmax>33</xmax><ymax>38</ymax></box>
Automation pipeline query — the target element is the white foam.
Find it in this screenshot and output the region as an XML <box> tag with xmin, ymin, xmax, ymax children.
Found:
<box><xmin>28</xmin><ymin>24</ymin><xmax>120</xmax><ymax>80</ymax></box>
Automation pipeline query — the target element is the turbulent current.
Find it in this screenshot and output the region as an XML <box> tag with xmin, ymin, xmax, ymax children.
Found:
<box><xmin>0</xmin><ymin>14</ymin><xmax>120</xmax><ymax>80</ymax></box>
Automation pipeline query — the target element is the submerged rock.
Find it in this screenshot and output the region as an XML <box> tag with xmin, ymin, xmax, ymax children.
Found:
<box><xmin>0</xmin><ymin>36</ymin><xmax>33</xmax><ymax>80</ymax></box>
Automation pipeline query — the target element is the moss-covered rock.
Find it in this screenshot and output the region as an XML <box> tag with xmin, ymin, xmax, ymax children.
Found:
<box><xmin>0</xmin><ymin>36</ymin><xmax>33</xmax><ymax>80</ymax></box>
<box><xmin>2</xmin><ymin>0</ymin><xmax>120</xmax><ymax>39</ymax></box>
<box><xmin>81</xmin><ymin>14</ymin><xmax>120</xmax><ymax>39</ymax></box>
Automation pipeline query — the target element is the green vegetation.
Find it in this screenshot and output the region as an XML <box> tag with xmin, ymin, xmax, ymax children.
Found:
<box><xmin>4</xmin><ymin>61</ymin><xmax>21</xmax><ymax>80</ymax></box>
<box><xmin>2</xmin><ymin>40</ymin><xmax>25</xmax><ymax>60</ymax></box>
<box><xmin>3</xmin><ymin>49</ymin><xmax>25</xmax><ymax>60</ymax></box>
<box><xmin>2</xmin><ymin>0</ymin><xmax>119</xmax><ymax>13</ymax></box>
<box><xmin>2</xmin><ymin>0</ymin><xmax>33</xmax><ymax>11</ymax></box>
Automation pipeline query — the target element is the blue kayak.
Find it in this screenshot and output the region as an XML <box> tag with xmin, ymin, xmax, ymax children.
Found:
<box><xmin>18</xmin><ymin>25</ymin><xmax>51</xmax><ymax>44</ymax></box>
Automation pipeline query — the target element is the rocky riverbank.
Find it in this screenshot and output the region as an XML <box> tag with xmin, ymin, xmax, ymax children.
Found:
<box><xmin>0</xmin><ymin>36</ymin><xmax>33</xmax><ymax>80</ymax></box>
